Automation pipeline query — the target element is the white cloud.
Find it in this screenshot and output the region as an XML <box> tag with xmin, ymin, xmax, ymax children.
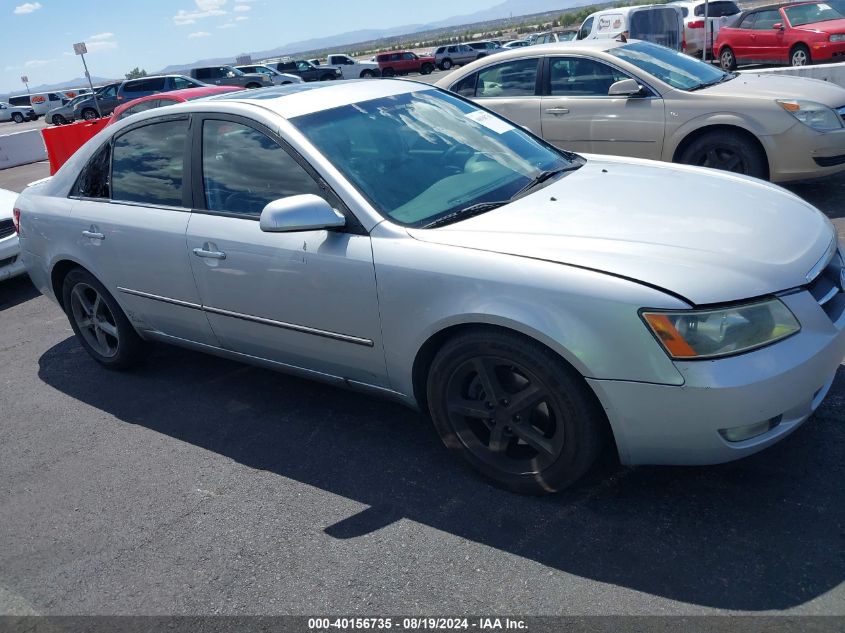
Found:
<box><xmin>195</xmin><ymin>0</ymin><xmax>226</xmax><ymax>9</ymax></box>
<box><xmin>235</xmin><ymin>16</ymin><xmax>248</xmax><ymax>21</ymax></box>
<box><xmin>24</xmin><ymin>59</ymin><xmax>53</xmax><ymax>68</ymax></box>
<box><xmin>188</xmin><ymin>31</ymin><xmax>211</xmax><ymax>38</ymax></box>
<box><xmin>88</xmin><ymin>32</ymin><xmax>115</xmax><ymax>41</ymax></box>
<box><xmin>233</xmin><ymin>4</ymin><xmax>250</xmax><ymax>11</ymax></box>
<box><xmin>84</xmin><ymin>32</ymin><xmax>118</xmax><ymax>53</ymax></box>
<box><xmin>218</xmin><ymin>23</ymin><xmax>236</xmax><ymax>28</ymax></box>
<box><xmin>173</xmin><ymin>6</ymin><xmax>226</xmax><ymax>25</ymax></box>
<box><xmin>13</xmin><ymin>2</ymin><xmax>42</xmax><ymax>14</ymax></box>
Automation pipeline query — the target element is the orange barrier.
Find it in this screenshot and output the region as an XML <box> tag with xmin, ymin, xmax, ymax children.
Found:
<box><xmin>41</xmin><ymin>117</ymin><xmax>111</xmax><ymax>175</ymax></box>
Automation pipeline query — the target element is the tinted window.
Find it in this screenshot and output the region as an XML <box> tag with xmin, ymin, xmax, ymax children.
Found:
<box><xmin>577</xmin><ymin>16</ymin><xmax>594</xmax><ymax>39</ymax></box>
<box><xmin>476</xmin><ymin>58</ymin><xmax>538</xmax><ymax>97</ymax></box>
<box><xmin>124</xmin><ymin>78</ymin><xmax>166</xmax><ymax>93</ymax></box>
<box><xmin>202</xmin><ymin>120</ymin><xmax>324</xmax><ymax>216</ymax></box>
<box><xmin>172</xmin><ymin>76</ymin><xmax>194</xmax><ymax>90</ymax></box>
<box><xmin>402</xmin><ymin>53</ymin><xmax>416</xmax><ymax>60</ymax></box>
<box><xmin>451</xmin><ymin>72</ymin><xmax>478</xmax><ymax>96</ymax></box>
<box><xmin>48</xmin><ymin>93</ymin><xmax>62</xmax><ymax>101</ymax></box>
<box><xmin>99</xmin><ymin>85</ymin><xmax>118</xmax><ymax>99</ymax></box>
<box><xmin>112</xmin><ymin>120</ymin><xmax>187</xmax><ymax>207</ymax></box>
<box><xmin>194</xmin><ymin>68</ymin><xmax>214</xmax><ymax>79</ymax></box>
<box><xmin>71</xmin><ymin>142</ymin><xmax>111</xmax><ymax>199</ymax></box>
<box><xmin>550</xmin><ymin>57</ymin><xmax>628</xmax><ymax>96</ymax></box>
<box><xmin>8</xmin><ymin>96</ymin><xmax>30</xmax><ymax>106</ymax></box>
<box><xmin>694</xmin><ymin>1</ymin><xmax>739</xmax><ymax>16</ymax></box>
<box><xmin>752</xmin><ymin>10</ymin><xmax>781</xmax><ymax>29</ymax></box>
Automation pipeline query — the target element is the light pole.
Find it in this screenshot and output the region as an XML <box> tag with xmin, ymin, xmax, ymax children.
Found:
<box><xmin>73</xmin><ymin>42</ymin><xmax>102</xmax><ymax>118</ymax></box>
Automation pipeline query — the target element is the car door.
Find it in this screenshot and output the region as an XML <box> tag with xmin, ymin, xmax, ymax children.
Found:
<box><xmin>95</xmin><ymin>84</ymin><xmax>121</xmax><ymax>115</ymax></box>
<box><xmin>185</xmin><ymin>115</ymin><xmax>387</xmax><ymax>384</ymax></box>
<box><xmin>730</xmin><ymin>12</ymin><xmax>758</xmax><ymax>60</ymax></box>
<box><xmin>463</xmin><ymin>57</ymin><xmax>543</xmax><ymax>136</ymax></box>
<box><xmin>748</xmin><ymin>9</ymin><xmax>786</xmax><ymax>62</ymax></box>
<box><xmin>459</xmin><ymin>44</ymin><xmax>477</xmax><ymax>64</ymax></box>
<box><xmin>539</xmin><ymin>55</ymin><xmax>665</xmax><ymax>159</ymax></box>
<box><xmin>67</xmin><ymin>116</ymin><xmax>218</xmax><ymax>345</ymax></box>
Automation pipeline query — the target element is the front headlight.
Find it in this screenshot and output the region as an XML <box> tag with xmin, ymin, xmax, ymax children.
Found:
<box><xmin>641</xmin><ymin>298</ymin><xmax>800</xmax><ymax>360</ymax></box>
<box><xmin>830</xmin><ymin>33</ymin><xmax>845</xmax><ymax>42</ymax></box>
<box><xmin>777</xmin><ymin>99</ymin><xmax>844</xmax><ymax>131</ymax></box>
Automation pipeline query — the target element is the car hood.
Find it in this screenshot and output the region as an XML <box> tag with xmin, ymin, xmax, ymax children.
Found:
<box><xmin>0</xmin><ymin>188</ymin><xmax>18</xmax><ymax>220</ymax></box>
<box><xmin>701</xmin><ymin>73</ymin><xmax>845</xmax><ymax>107</ymax></box>
<box><xmin>407</xmin><ymin>156</ymin><xmax>835</xmax><ymax>305</ymax></box>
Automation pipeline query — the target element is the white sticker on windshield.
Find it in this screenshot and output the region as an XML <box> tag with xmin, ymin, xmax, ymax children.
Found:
<box><xmin>466</xmin><ymin>110</ymin><xmax>514</xmax><ymax>134</ymax></box>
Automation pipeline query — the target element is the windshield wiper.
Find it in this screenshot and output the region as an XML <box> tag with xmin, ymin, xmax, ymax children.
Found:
<box><xmin>688</xmin><ymin>72</ymin><xmax>736</xmax><ymax>91</ymax></box>
<box><xmin>421</xmin><ymin>201</ymin><xmax>508</xmax><ymax>229</ymax></box>
<box><xmin>511</xmin><ymin>166</ymin><xmax>577</xmax><ymax>200</ymax></box>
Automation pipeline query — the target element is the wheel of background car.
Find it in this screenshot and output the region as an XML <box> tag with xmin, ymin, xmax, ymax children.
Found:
<box><xmin>11</xmin><ymin>112</ymin><xmax>23</xmax><ymax>123</ymax></box>
<box><xmin>440</xmin><ymin>58</ymin><xmax>453</xmax><ymax>70</ymax></box>
<box><xmin>282</xmin><ymin>81</ymin><xmax>292</xmax><ymax>84</ymax></box>
<box><xmin>320</xmin><ymin>74</ymin><xmax>336</xmax><ymax>81</ymax></box>
<box><xmin>790</xmin><ymin>44</ymin><xmax>811</xmax><ymax>67</ymax></box>
<box><xmin>426</xmin><ymin>329</ymin><xmax>604</xmax><ymax>495</ymax></box>
<box><xmin>360</xmin><ymin>70</ymin><xmax>373</xmax><ymax>78</ymax></box>
<box><xmin>62</xmin><ymin>268</ymin><xmax>147</xmax><ymax>370</ymax></box>
<box><xmin>421</xmin><ymin>63</ymin><xmax>434</xmax><ymax>75</ymax></box>
<box><xmin>678</xmin><ymin>129</ymin><xmax>767</xmax><ymax>180</ymax></box>
<box><xmin>245</xmin><ymin>82</ymin><xmax>261</xmax><ymax>89</ymax></box>
<box><xmin>382</xmin><ymin>67</ymin><xmax>395</xmax><ymax>77</ymax></box>
<box><xmin>81</xmin><ymin>108</ymin><xmax>98</xmax><ymax>121</ymax></box>
<box><xmin>53</xmin><ymin>114</ymin><xmax>67</xmax><ymax>125</ymax></box>
<box><xmin>719</xmin><ymin>47</ymin><xmax>737</xmax><ymax>71</ymax></box>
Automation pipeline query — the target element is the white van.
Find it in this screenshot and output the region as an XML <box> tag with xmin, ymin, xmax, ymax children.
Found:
<box><xmin>576</xmin><ymin>5</ymin><xmax>685</xmax><ymax>51</ymax></box>
<box><xmin>7</xmin><ymin>91</ymin><xmax>69</xmax><ymax>117</ymax></box>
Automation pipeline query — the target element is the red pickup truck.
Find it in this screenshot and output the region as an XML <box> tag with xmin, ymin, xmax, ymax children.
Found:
<box><xmin>376</xmin><ymin>51</ymin><xmax>436</xmax><ymax>77</ymax></box>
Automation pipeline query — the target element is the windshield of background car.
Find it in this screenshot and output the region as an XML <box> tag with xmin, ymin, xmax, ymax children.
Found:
<box><xmin>784</xmin><ymin>2</ymin><xmax>843</xmax><ymax>25</ymax></box>
<box><xmin>608</xmin><ymin>41</ymin><xmax>728</xmax><ymax>90</ymax></box>
<box><xmin>291</xmin><ymin>89</ymin><xmax>578</xmax><ymax>227</ymax></box>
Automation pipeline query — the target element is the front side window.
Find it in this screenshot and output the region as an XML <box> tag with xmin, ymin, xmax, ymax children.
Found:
<box><xmin>738</xmin><ymin>12</ymin><xmax>757</xmax><ymax>28</ymax></box>
<box><xmin>752</xmin><ymin>10</ymin><xmax>782</xmax><ymax>29</ymax></box>
<box><xmin>292</xmin><ymin>89</ymin><xmax>578</xmax><ymax>227</ymax></box>
<box><xmin>476</xmin><ymin>58</ymin><xmax>538</xmax><ymax>97</ymax></box>
<box><xmin>577</xmin><ymin>16</ymin><xmax>594</xmax><ymax>39</ymax></box>
<box><xmin>172</xmin><ymin>76</ymin><xmax>195</xmax><ymax>90</ymax></box>
<box><xmin>111</xmin><ymin>119</ymin><xmax>187</xmax><ymax>207</ymax></box>
<box><xmin>71</xmin><ymin>142</ymin><xmax>111</xmax><ymax>199</ymax></box>
<box><xmin>451</xmin><ymin>72</ymin><xmax>478</xmax><ymax>96</ymax></box>
<box><xmin>403</xmin><ymin>52</ymin><xmax>416</xmax><ymax>60</ymax></box>
<box><xmin>202</xmin><ymin>120</ymin><xmax>325</xmax><ymax>216</ymax></box>
<box><xmin>609</xmin><ymin>41</ymin><xmax>728</xmax><ymax>90</ymax></box>
<box><xmin>549</xmin><ymin>57</ymin><xmax>628</xmax><ymax>96</ymax></box>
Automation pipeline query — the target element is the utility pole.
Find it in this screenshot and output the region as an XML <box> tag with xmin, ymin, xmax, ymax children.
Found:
<box><xmin>73</xmin><ymin>42</ymin><xmax>102</xmax><ymax>118</ymax></box>
<box><xmin>702</xmin><ymin>0</ymin><xmax>710</xmax><ymax>63</ymax></box>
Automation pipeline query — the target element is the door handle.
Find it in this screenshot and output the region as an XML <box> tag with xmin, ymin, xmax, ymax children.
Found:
<box><xmin>192</xmin><ymin>247</ymin><xmax>227</xmax><ymax>260</ymax></box>
<box><xmin>82</xmin><ymin>230</ymin><xmax>105</xmax><ymax>240</ymax></box>
<box><xmin>545</xmin><ymin>107</ymin><xmax>569</xmax><ymax>115</ymax></box>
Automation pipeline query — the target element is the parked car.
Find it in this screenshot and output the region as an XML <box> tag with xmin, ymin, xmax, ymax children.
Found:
<box><xmin>714</xmin><ymin>1</ymin><xmax>845</xmax><ymax>69</ymax></box>
<box><xmin>0</xmin><ymin>101</ymin><xmax>37</xmax><ymax>124</ymax></box>
<box><xmin>323</xmin><ymin>54</ymin><xmax>381</xmax><ymax>78</ymax></box>
<box><xmin>0</xmin><ymin>188</ymin><xmax>25</xmax><ymax>282</ymax></box>
<box><xmin>117</xmin><ymin>75</ymin><xmax>206</xmax><ymax>102</ymax></box>
<box><xmin>577</xmin><ymin>4</ymin><xmax>686</xmax><ymax>51</ymax></box>
<box><xmin>375</xmin><ymin>51</ymin><xmax>436</xmax><ymax>76</ymax></box>
<box><xmin>188</xmin><ymin>65</ymin><xmax>271</xmax><ymax>89</ymax></box>
<box><xmin>45</xmin><ymin>94</ymin><xmax>90</xmax><ymax>125</ymax></box>
<box><xmin>503</xmin><ymin>40</ymin><xmax>532</xmax><ymax>49</ymax></box>
<box><xmin>534</xmin><ymin>30</ymin><xmax>579</xmax><ymax>44</ymax></box>
<box><xmin>437</xmin><ymin>39</ymin><xmax>845</xmax><ymax>182</ymax></box>
<box><xmin>107</xmin><ymin>85</ymin><xmax>241</xmax><ymax>127</ymax></box>
<box><xmin>71</xmin><ymin>82</ymin><xmax>122</xmax><ymax>121</ymax></box>
<box><xmin>468</xmin><ymin>40</ymin><xmax>505</xmax><ymax>55</ymax></box>
<box><xmin>434</xmin><ymin>44</ymin><xmax>482</xmax><ymax>70</ymax></box>
<box><xmin>234</xmin><ymin>64</ymin><xmax>304</xmax><ymax>84</ymax></box>
<box><xmin>16</xmin><ymin>80</ymin><xmax>845</xmax><ymax>494</ymax></box>
<box><xmin>668</xmin><ymin>0</ymin><xmax>741</xmax><ymax>57</ymax></box>
<box><xmin>7</xmin><ymin>91</ymin><xmax>68</xmax><ymax>117</ymax></box>
<box><xmin>271</xmin><ymin>59</ymin><xmax>342</xmax><ymax>82</ymax></box>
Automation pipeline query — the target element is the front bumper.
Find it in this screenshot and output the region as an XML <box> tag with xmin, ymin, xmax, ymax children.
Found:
<box><xmin>0</xmin><ymin>234</ymin><xmax>26</xmax><ymax>281</ymax></box>
<box><xmin>766</xmin><ymin>122</ymin><xmax>845</xmax><ymax>183</ymax></box>
<box><xmin>588</xmin><ymin>288</ymin><xmax>845</xmax><ymax>465</ymax></box>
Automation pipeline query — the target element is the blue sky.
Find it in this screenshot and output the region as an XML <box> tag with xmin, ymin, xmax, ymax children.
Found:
<box><xmin>1</xmin><ymin>0</ymin><xmax>494</xmax><ymax>93</ymax></box>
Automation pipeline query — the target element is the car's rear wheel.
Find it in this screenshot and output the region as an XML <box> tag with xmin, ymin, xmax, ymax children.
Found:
<box><xmin>360</xmin><ymin>70</ymin><xmax>374</xmax><ymax>78</ymax></box>
<box><xmin>678</xmin><ymin>129</ymin><xmax>767</xmax><ymax>179</ymax></box>
<box><xmin>426</xmin><ymin>330</ymin><xmax>604</xmax><ymax>495</ymax></box>
<box><xmin>62</xmin><ymin>269</ymin><xmax>146</xmax><ymax>370</ymax></box>
<box><xmin>790</xmin><ymin>44</ymin><xmax>811</xmax><ymax>67</ymax></box>
<box><xmin>420</xmin><ymin>63</ymin><xmax>434</xmax><ymax>75</ymax></box>
<box><xmin>382</xmin><ymin>67</ymin><xmax>395</xmax><ymax>77</ymax></box>
<box><xmin>440</xmin><ymin>59</ymin><xmax>453</xmax><ymax>70</ymax></box>
<box><xmin>11</xmin><ymin>112</ymin><xmax>24</xmax><ymax>123</ymax></box>
<box><xmin>719</xmin><ymin>46</ymin><xmax>737</xmax><ymax>71</ymax></box>
<box><xmin>81</xmin><ymin>108</ymin><xmax>98</xmax><ymax>121</ymax></box>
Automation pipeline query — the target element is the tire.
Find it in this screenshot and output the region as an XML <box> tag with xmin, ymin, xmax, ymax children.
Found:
<box><xmin>11</xmin><ymin>112</ymin><xmax>24</xmax><ymax>123</ymax></box>
<box><xmin>790</xmin><ymin>44</ymin><xmax>811</xmax><ymax>67</ymax></box>
<box><xmin>719</xmin><ymin>46</ymin><xmax>737</xmax><ymax>71</ymax></box>
<box><xmin>678</xmin><ymin>129</ymin><xmax>767</xmax><ymax>179</ymax></box>
<box><xmin>245</xmin><ymin>82</ymin><xmax>261</xmax><ymax>89</ymax></box>
<box><xmin>420</xmin><ymin>63</ymin><xmax>434</xmax><ymax>75</ymax></box>
<box><xmin>382</xmin><ymin>67</ymin><xmax>395</xmax><ymax>78</ymax></box>
<box><xmin>360</xmin><ymin>70</ymin><xmax>374</xmax><ymax>78</ymax></box>
<box><xmin>426</xmin><ymin>330</ymin><xmax>604</xmax><ymax>495</ymax></box>
<box><xmin>320</xmin><ymin>74</ymin><xmax>336</xmax><ymax>81</ymax></box>
<box><xmin>52</xmin><ymin>114</ymin><xmax>67</xmax><ymax>125</ymax></box>
<box><xmin>440</xmin><ymin>58</ymin><xmax>453</xmax><ymax>71</ymax></box>
<box><xmin>81</xmin><ymin>108</ymin><xmax>98</xmax><ymax>121</ymax></box>
<box><xmin>62</xmin><ymin>268</ymin><xmax>147</xmax><ymax>370</ymax></box>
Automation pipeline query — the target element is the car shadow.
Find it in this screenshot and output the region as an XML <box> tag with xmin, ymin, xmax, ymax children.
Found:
<box><xmin>37</xmin><ymin>337</ymin><xmax>845</xmax><ymax>611</ymax></box>
<box><xmin>786</xmin><ymin>173</ymin><xmax>845</xmax><ymax>220</ymax></box>
<box><xmin>0</xmin><ymin>275</ymin><xmax>39</xmax><ymax>311</ymax></box>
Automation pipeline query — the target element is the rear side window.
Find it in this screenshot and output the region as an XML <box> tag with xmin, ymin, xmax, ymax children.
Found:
<box><xmin>476</xmin><ymin>58</ymin><xmax>538</xmax><ymax>98</ymax></box>
<box><xmin>201</xmin><ymin>119</ymin><xmax>325</xmax><ymax>216</ymax></box>
<box><xmin>71</xmin><ymin>142</ymin><xmax>111</xmax><ymax>199</ymax></box>
<box><xmin>124</xmin><ymin>77</ymin><xmax>167</xmax><ymax>93</ymax></box>
<box><xmin>112</xmin><ymin>119</ymin><xmax>187</xmax><ymax>207</ymax></box>
<box><xmin>8</xmin><ymin>96</ymin><xmax>30</xmax><ymax>107</ymax></box>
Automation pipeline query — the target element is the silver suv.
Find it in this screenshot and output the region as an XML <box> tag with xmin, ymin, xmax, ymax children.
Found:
<box><xmin>434</xmin><ymin>44</ymin><xmax>481</xmax><ymax>70</ymax></box>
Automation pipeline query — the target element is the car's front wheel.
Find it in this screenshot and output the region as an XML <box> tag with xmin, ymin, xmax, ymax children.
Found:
<box><xmin>81</xmin><ymin>108</ymin><xmax>98</xmax><ymax>121</ymax></box>
<box><xmin>11</xmin><ymin>112</ymin><xmax>24</xmax><ymax>123</ymax></box>
<box><xmin>52</xmin><ymin>114</ymin><xmax>68</xmax><ymax>125</ymax></box>
<box><xmin>420</xmin><ymin>63</ymin><xmax>434</xmax><ymax>75</ymax></box>
<box><xmin>62</xmin><ymin>268</ymin><xmax>146</xmax><ymax>370</ymax></box>
<box><xmin>427</xmin><ymin>330</ymin><xmax>604</xmax><ymax>495</ymax></box>
<box><xmin>678</xmin><ymin>129</ymin><xmax>767</xmax><ymax>179</ymax></box>
<box><xmin>790</xmin><ymin>44</ymin><xmax>811</xmax><ymax>67</ymax></box>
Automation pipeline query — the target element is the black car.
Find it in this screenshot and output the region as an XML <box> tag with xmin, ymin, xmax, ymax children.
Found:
<box><xmin>272</xmin><ymin>59</ymin><xmax>341</xmax><ymax>82</ymax></box>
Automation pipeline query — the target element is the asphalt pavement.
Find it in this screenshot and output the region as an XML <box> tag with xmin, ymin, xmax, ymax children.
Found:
<box><xmin>1</xmin><ymin>157</ymin><xmax>844</xmax><ymax>617</ymax></box>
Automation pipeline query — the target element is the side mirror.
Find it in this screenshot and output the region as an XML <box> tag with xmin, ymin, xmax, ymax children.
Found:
<box><xmin>608</xmin><ymin>78</ymin><xmax>644</xmax><ymax>97</ymax></box>
<box><xmin>259</xmin><ymin>195</ymin><xmax>346</xmax><ymax>233</ymax></box>
<box><xmin>772</xmin><ymin>22</ymin><xmax>784</xmax><ymax>30</ymax></box>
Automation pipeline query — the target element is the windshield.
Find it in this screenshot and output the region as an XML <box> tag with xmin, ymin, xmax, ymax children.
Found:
<box><xmin>784</xmin><ymin>2</ymin><xmax>843</xmax><ymax>25</ymax></box>
<box><xmin>292</xmin><ymin>89</ymin><xmax>579</xmax><ymax>227</ymax></box>
<box><xmin>609</xmin><ymin>41</ymin><xmax>730</xmax><ymax>90</ymax></box>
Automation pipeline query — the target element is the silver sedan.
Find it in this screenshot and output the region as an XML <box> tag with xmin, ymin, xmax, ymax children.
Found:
<box><xmin>16</xmin><ymin>80</ymin><xmax>845</xmax><ymax>494</ymax></box>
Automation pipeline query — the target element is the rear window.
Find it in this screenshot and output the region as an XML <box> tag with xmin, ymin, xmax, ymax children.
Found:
<box><xmin>694</xmin><ymin>1</ymin><xmax>740</xmax><ymax>17</ymax></box>
<box><xmin>629</xmin><ymin>8</ymin><xmax>683</xmax><ymax>49</ymax></box>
